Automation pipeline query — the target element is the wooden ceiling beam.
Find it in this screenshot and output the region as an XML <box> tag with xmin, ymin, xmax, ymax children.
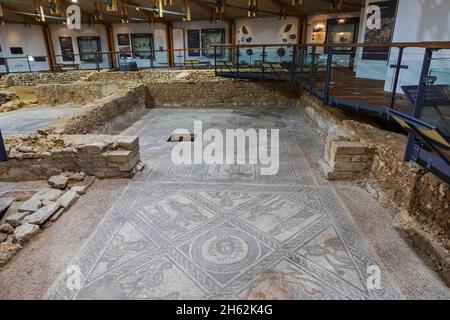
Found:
<box><xmin>190</xmin><ymin>0</ymin><xmax>233</xmax><ymax>23</ymax></box>
<box><xmin>267</xmin><ymin>0</ymin><xmax>302</xmax><ymax>17</ymax></box>
<box><xmin>120</xmin><ymin>0</ymin><xmax>171</xmax><ymax>25</ymax></box>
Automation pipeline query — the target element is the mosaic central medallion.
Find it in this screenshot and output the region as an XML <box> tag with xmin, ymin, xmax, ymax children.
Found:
<box><xmin>191</xmin><ymin>229</ymin><xmax>260</xmax><ymax>273</ymax></box>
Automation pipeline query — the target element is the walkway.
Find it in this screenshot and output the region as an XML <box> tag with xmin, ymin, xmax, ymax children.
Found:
<box><xmin>1</xmin><ymin>107</ymin><xmax>449</xmax><ymax>299</ymax></box>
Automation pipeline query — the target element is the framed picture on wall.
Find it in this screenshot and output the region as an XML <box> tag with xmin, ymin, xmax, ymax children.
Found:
<box><xmin>59</xmin><ymin>37</ymin><xmax>75</xmax><ymax>62</ymax></box>
<box><xmin>117</xmin><ymin>34</ymin><xmax>130</xmax><ymax>46</ymax></box>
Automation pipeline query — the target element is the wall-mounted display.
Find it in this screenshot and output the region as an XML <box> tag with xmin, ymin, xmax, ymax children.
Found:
<box><xmin>201</xmin><ymin>28</ymin><xmax>225</xmax><ymax>57</ymax></box>
<box><xmin>187</xmin><ymin>30</ymin><xmax>200</xmax><ymax>57</ymax></box>
<box><xmin>77</xmin><ymin>37</ymin><xmax>102</xmax><ymax>63</ymax></box>
<box><xmin>311</xmin><ymin>21</ymin><xmax>326</xmax><ymax>43</ymax></box>
<box><xmin>326</xmin><ymin>17</ymin><xmax>360</xmax><ymax>53</ymax></box>
<box><xmin>10</xmin><ymin>47</ymin><xmax>23</xmax><ymax>55</ymax></box>
<box><xmin>131</xmin><ymin>33</ymin><xmax>154</xmax><ymax>59</ymax></box>
<box><xmin>117</xmin><ymin>34</ymin><xmax>130</xmax><ymax>46</ymax></box>
<box><xmin>33</xmin><ymin>56</ymin><xmax>47</xmax><ymax>62</ymax></box>
<box><xmin>362</xmin><ymin>0</ymin><xmax>398</xmax><ymax>60</ymax></box>
<box><xmin>59</xmin><ymin>37</ymin><xmax>74</xmax><ymax>62</ymax></box>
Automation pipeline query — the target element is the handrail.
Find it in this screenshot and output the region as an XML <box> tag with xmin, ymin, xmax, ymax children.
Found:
<box><xmin>213</xmin><ymin>42</ymin><xmax>450</xmax><ymax>184</ymax></box>
<box><xmin>212</xmin><ymin>41</ymin><xmax>450</xmax><ymax>49</ymax></box>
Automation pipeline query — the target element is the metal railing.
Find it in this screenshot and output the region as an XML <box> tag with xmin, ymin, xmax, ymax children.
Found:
<box><xmin>212</xmin><ymin>42</ymin><xmax>450</xmax><ymax>184</ymax></box>
<box><xmin>0</xmin><ymin>47</ymin><xmax>228</xmax><ymax>74</ymax></box>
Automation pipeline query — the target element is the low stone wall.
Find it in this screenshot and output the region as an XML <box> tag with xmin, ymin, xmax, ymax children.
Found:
<box><xmin>1</xmin><ymin>134</ymin><xmax>142</xmax><ymax>181</ymax></box>
<box><xmin>44</xmin><ymin>84</ymin><xmax>151</xmax><ymax>134</ymax></box>
<box><xmin>145</xmin><ymin>81</ymin><xmax>299</xmax><ymax>107</ymax></box>
<box><xmin>34</xmin><ymin>81</ymin><xmax>136</xmax><ymax>106</ymax></box>
<box><xmin>298</xmin><ymin>94</ymin><xmax>450</xmax><ymax>252</ymax></box>
<box><xmin>1</xmin><ymin>71</ymin><xmax>92</xmax><ymax>86</ymax></box>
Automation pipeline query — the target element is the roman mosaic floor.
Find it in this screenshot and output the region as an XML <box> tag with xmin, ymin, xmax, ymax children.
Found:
<box><xmin>2</xmin><ymin>108</ymin><xmax>449</xmax><ymax>300</ymax></box>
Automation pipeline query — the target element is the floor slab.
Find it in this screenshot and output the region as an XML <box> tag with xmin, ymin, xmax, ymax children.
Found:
<box><xmin>0</xmin><ymin>104</ymin><xmax>76</xmax><ymax>135</ymax></box>
<box><xmin>1</xmin><ymin>107</ymin><xmax>449</xmax><ymax>299</ymax></box>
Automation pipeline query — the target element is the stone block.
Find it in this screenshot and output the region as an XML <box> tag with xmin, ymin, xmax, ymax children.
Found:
<box><xmin>49</xmin><ymin>207</ymin><xmax>65</xmax><ymax>222</ymax></box>
<box><xmin>0</xmin><ymin>197</ymin><xmax>16</xmax><ymax>215</ymax></box>
<box><xmin>0</xmin><ymin>242</ymin><xmax>22</xmax><ymax>266</ymax></box>
<box><xmin>6</xmin><ymin>211</ymin><xmax>31</xmax><ymax>227</ymax></box>
<box><xmin>22</xmin><ymin>202</ymin><xmax>61</xmax><ymax>226</ymax></box>
<box><xmin>31</xmin><ymin>188</ymin><xmax>63</xmax><ymax>203</ymax></box>
<box><xmin>0</xmin><ymin>223</ymin><xmax>14</xmax><ymax>234</ymax></box>
<box><xmin>330</xmin><ymin>160</ymin><xmax>366</xmax><ymax>172</ymax></box>
<box><xmin>116</xmin><ymin>136</ymin><xmax>139</xmax><ymax>150</ymax></box>
<box><xmin>57</xmin><ymin>191</ymin><xmax>79</xmax><ymax>210</ymax></box>
<box><xmin>79</xmin><ymin>142</ymin><xmax>108</xmax><ymax>153</ymax></box>
<box><xmin>48</xmin><ymin>175</ymin><xmax>69</xmax><ymax>189</ymax></box>
<box><xmin>71</xmin><ymin>186</ymin><xmax>87</xmax><ymax>195</ymax></box>
<box><xmin>103</xmin><ymin>150</ymin><xmax>134</xmax><ymax>163</ymax></box>
<box><xmin>318</xmin><ymin>158</ymin><xmax>356</xmax><ymax>180</ymax></box>
<box><xmin>330</xmin><ymin>141</ymin><xmax>367</xmax><ymax>156</ymax></box>
<box><xmin>14</xmin><ymin>223</ymin><xmax>40</xmax><ymax>244</ymax></box>
<box><xmin>18</xmin><ymin>198</ymin><xmax>42</xmax><ymax>213</ymax></box>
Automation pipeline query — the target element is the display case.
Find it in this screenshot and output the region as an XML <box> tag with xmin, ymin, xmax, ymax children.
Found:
<box><xmin>131</xmin><ymin>34</ymin><xmax>154</xmax><ymax>60</ymax></box>
<box><xmin>326</xmin><ymin>18</ymin><xmax>359</xmax><ymax>51</ymax></box>
<box><xmin>77</xmin><ymin>37</ymin><xmax>102</xmax><ymax>63</ymax></box>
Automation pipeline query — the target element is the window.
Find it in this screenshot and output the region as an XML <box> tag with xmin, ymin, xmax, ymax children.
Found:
<box><xmin>187</xmin><ymin>30</ymin><xmax>200</xmax><ymax>57</ymax></box>
<box><xmin>77</xmin><ymin>37</ymin><xmax>102</xmax><ymax>63</ymax></box>
<box><xmin>201</xmin><ymin>29</ymin><xmax>225</xmax><ymax>57</ymax></box>
<box><xmin>131</xmin><ymin>34</ymin><xmax>154</xmax><ymax>59</ymax></box>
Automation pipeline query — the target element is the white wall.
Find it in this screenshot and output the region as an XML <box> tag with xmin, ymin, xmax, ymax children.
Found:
<box><xmin>49</xmin><ymin>23</ymin><xmax>110</xmax><ymax>70</ymax></box>
<box><xmin>0</xmin><ymin>24</ymin><xmax>49</xmax><ymax>72</ymax></box>
<box><xmin>235</xmin><ymin>17</ymin><xmax>298</xmax><ymax>64</ymax></box>
<box><xmin>112</xmin><ymin>23</ymin><xmax>169</xmax><ymax>68</ymax></box>
<box><xmin>172</xmin><ymin>20</ymin><xmax>229</xmax><ymax>64</ymax></box>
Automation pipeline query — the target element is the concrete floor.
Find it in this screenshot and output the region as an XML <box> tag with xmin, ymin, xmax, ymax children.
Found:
<box><xmin>0</xmin><ymin>105</ymin><xmax>76</xmax><ymax>136</ymax></box>
<box><xmin>1</xmin><ymin>107</ymin><xmax>449</xmax><ymax>300</ymax></box>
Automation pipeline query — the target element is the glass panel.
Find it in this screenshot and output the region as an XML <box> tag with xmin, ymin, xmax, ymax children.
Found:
<box><xmin>131</xmin><ymin>34</ymin><xmax>154</xmax><ymax>59</ymax></box>
<box><xmin>420</xmin><ymin>49</ymin><xmax>450</xmax><ymax>163</ymax></box>
<box><xmin>77</xmin><ymin>37</ymin><xmax>101</xmax><ymax>63</ymax></box>
<box><xmin>201</xmin><ymin>29</ymin><xmax>225</xmax><ymax>57</ymax></box>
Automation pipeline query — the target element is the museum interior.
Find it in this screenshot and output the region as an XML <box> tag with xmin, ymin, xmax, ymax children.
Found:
<box><xmin>0</xmin><ymin>0</ymin><xmax>449</xmax><ymax>300</ymax></box>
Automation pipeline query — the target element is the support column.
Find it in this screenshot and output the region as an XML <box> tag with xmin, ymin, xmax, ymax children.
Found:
<box><xmin>229</xmin><ymin>20</ymin><xmax>236</xmax><ymax>45</ymax></box>
<box><xmin>106</xmin><ymin>24</ymin><xmax>117</xmax><ymax>70</ymax></box>
<box><xmin>166</xmin><ymin>23</ymin><xmax>174</xmax><ymax>67</ymax></box>
<box><xmin>42</xmin><ymin>24</ymin><xmax>57</xmax><ymax>71</ymax></box>
<box><xmin>298</xmin><ymin>18</ymin><xmax>307</xmax><ymax>45</ymax></box>
<box><xmin>228</xmin><ymin>20</ymin><xmax>236</xmax><ymax>63</ymax></box>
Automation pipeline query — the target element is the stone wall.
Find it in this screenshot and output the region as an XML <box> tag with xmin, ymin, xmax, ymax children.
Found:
<box><xmin>145</xmin><ymin>81</ymin><xmax>299</xmax><ymax>108</ymax></box>
<box><xmin>298</xmin><ymin>94</ymin><xmax>449</xmax><ymax>249</ymax></box>
<box><xmin>34</xmin><ymin>81</ymin><xmax>136</xmax><ymax>106</ymax></box>
<box><xmin>1</xmin><ymin>134</ymin><xmax>142</xmax><ymax>181</ymax></box>
<box><xmin>1</xmin><ymin>71</ymin><xmax>92</xmax><ymax>86</ymax></box>
<box><xmin>44</xmin><ymin>84</ymin><xmax>151</xmax><ymax>134</ymax></box>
